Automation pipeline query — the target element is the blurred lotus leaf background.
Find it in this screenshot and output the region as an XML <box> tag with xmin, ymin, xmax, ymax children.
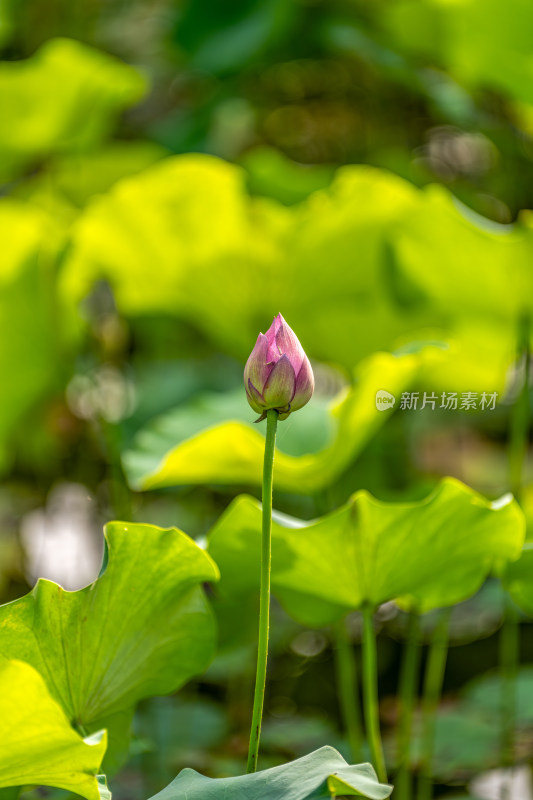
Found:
<box><xmin>2</xmin><ymin>1</ymin><xmax>533</xmax><ymax>798</ymax></box>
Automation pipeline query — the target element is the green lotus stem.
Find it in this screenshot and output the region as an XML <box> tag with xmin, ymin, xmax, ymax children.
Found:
<box><xmin>333</xmin><ymin>615</ymin><xmax>364</xmax><ymax>763</ymax></box>
<box><xmin>361</xmin><ymin>603</ymin><xmax>387</xmax><ymax>783</ymax></box>
<box><xmin>417</xmin><ymin>608</ymin><xmax>451</xmax><ymax>800</ymax></box>
<box><xmin>395</xmin><ymin>610</ymin><xmax>422</xmax><ymax>800</ymax></box>
<box><xmin>500</xmin><ymin>597</ymin><xmax>519</xmax><ymax>778</ymax></box>
<box><xmin>508</xmin><ymin>314</ymin><xmax>530</xmax><ymax>500</ymax></box>
<box><xmin>102</xmin><ymin>418</ymin><xmax>132</xmax><ymax>521</ymax></box>
<box><xmin>247</xmin><ymin>408</ymin><xmax>278</xmax><ymax>773</ymax></box>
<box><xmin>500</xmin><ymin>314</ymin><xmax>530</xmax><ymax>788</ymax></box>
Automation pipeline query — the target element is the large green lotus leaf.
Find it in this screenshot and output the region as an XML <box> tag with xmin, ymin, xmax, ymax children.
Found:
<box><xmin>269</xmin><ymin>165</ymin><xmax>433</xmax><ymax>367</ymax></box>
<box><xmin>419</xmin><ymin>317</ymin><xmax>516</xmax><ymax>394</ymax></box>
<box><xmin>394</xmin><ymin>185</ymin><xmax>533</xmax><ymax>321</ymax></box>
<box><xmin>0</xmin><ymin>521</ymin><xmax>219</xmax><ymax>769</ymax></box>
<box><xmin>61</xmin><ymin>150</ymin><xmax>523</xmax><ymax>391</ymax></box>
<box><xmin>208</xmin><ymin>479</ymin><xmax>524</xmax><ymax>626</ymax></box>
<box><xmin>0</xmin><ymin>38</ymin><xmax>146</xmax><ymax>180</ymax></box>
<box><xmin>61</xmin><ymin>154</ymin><xmax>280</xmax><ymax>357</ymax></box>
<box><xmin>123</xmin><ymin>388</ymin><xmax>334</xmax><ymax>490</ymax></box>
<box><xmin>125</xmin><ymin>348</ymin><xmax>435</xmax><ymax>494</ymax></box>
<box><xmin>148</xmin><ymin>747</ymin><xmax>392</xmax><ymax>799</ymax></box>
<box><xmin>389</xmin><ymin>186</ymin><xmax>533</xmax><ymax>392</ymax></box>
<box><xmin>62</xmin><ymin>155</ymin><xmax>440</xmax><ymax>367</ymax></box>
<box><xmin>0</xmin><ymin>659</ymin><xmax>106</xmax><ymax>799</ymax></box>
<box><xmin>61</xmin><ymin>150</ymin><xmax>525</xmax><ymax>386</ymax></box>
<box><xmin>0</xmin><ymin>200</ymin><xmax>65</xmax><ymax>471</ymax></box>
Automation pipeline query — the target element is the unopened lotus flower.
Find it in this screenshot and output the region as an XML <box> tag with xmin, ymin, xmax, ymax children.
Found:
<box><xmin>244</xmin><ymin>313</ymin><xmax>314</xmax><ymax>421</ymax></box>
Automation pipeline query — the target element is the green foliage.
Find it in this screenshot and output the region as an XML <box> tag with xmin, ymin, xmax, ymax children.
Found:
<box><xmin>61</xmin><ymin>154</ymin><xmax>264</xmax><ymax>338</ymax></box>
<box><xmin>463</xmin><ymin>665</ymin><xmax>533</xmax><ymax>725</ymax></box>
<box><xmin>174</xmin><ymin>0</ymin><xmax>296</xmax><ymax>75</ymax></box>
<box><xmin>242</xmin><ymin>147</ymin><xmax>335</xmax><ymax>205</ymax></box>
<box><xmin>1</xmin><ymin>0</ymin><xmax>533</xmax><ymax>793</ymax></box>
<box><xmin>17</xmin><ymin>142</ymin><xmax>169</xmax><ymax>212</ymax></box>
<box><xmin>391</xmin><ymin>187</ymin><xmax>533</xmax><ymax>391</ymax></box>
<box><xmin>0</xmin><ymin>522</ymin><xmax>219</xmax><ymax>771</ymax></box>
<box><xmin>394</xmin><ymin>186</ymin><xmax>533</xmax><ymax>321</ymax></box>
<box><xmin>383</xmin><ymin>0</ymin><xmax>533</xmax><ymax>110</ymax></box>
<box><xmin>123</xmin><ymin>388</ymin><xmax>334</xmax><ymax>489</ymax></box>
<box><xmin>208</xmin><ymin>478</ymin><xmax>524</xmax><ymax>625</ymax></box>
<box><xmin>124</xmin><ymin>348</ymin><xmax>436</xmax><ymax>493</ymax></box>
<box><xmin>0</xmin><ymin>200</ymin><xmax>64</xmax><ymax>471</ymax></box>
<box><xmin>0</xmin><ymin>0</ymin><xmax>15</xmax><ymax>49</ymax></box>
<box><xmin>400</xmin><ymin>665</ymin><xmax>533</xmax><ymax>782</ymax></box>
<box><xmin>61</xmin><ymin>150</ymin><xmax>533</xmax><ymax>396</ymax></box>
<box><xmin>61</xmin><ymin>155</ymin><xmax>431</xmax><ymax>366</ymax></box>
<box><xmin>502</xmin><ymin>544</ymin><xmax>533</xmax><ymax>615</ymax></box>
<box><xmin>0</xmin><ymin>658</ymin><xmax>107</xmax><ymax>799</ymax></box>
<box><xmin>417</xmin><ymin>710</ymin><xmax>501</xmax><ymax>781</ymax></box>
<box><xmin>148</xmin><ymin>747</ymin><xmax>392</xmax><ymax>800</ymax></box>
<box><xmin>0</xmin><ymin>38</ymin><xmax>146</xmax><ymax>180</ymax></box>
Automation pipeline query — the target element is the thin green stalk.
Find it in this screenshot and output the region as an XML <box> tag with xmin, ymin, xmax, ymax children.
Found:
<box><xmin>508</xmin><ymin>314</ymin><xmax>531</xmax><ymax>501</ymax></box>
<box><xmin>500</xmin><ymin>597</ymin><xmax>519</xmax><ymax>800</ymax></box>
<box><xmin>333</xmin><ymin>615</ymin><xmax>364</xmax><ymax>763</ymax></box>
<box><xmin>395</xmin><ymin>610</ymin><xmax>422</xmax><ymax>800</ymax></box>
<box><xmin>417</xmin><ymin>609</ymin><xmax>451</xmax><ymax>800</ymax></box>
<box><xmin>102</xmin><ymin>418</ymin><xmax>132</xmax><ymax>521</ymax></box>
<box><xmin>361</xmin><ymin>603</ymin><xmax>387</xmax><ymax>783</ymax></box>
<box><xmin>500</xmin><ymin>314</ymin><xmax>530</xmax><ymax>796</ymax></box>
<box><xmin>247</xmin><ymin>408</ymin><xmax>278</xmax><ymax>773</ymax></box>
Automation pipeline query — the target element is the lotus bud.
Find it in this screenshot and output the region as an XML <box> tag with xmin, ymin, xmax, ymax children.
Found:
<box><xmin>244</xmin><ymin>313</ymin><xmax>314</xmax><ymax>421</ymax></box>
